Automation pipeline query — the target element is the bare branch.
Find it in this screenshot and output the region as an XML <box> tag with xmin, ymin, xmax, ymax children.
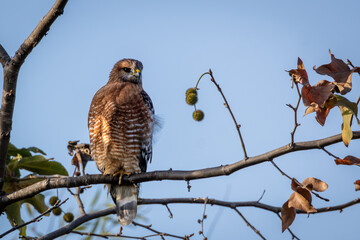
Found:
<box><xmin>208</xmin><ymin>69</ymin><xmax>248</xmax><ymax>159</ymax></box>
<box><xmin>33</xmin><ymin>196</ymin><xmax>360</xmax><ymax>240</ymax></box>
<box><xmin>0</xmin><ymin>0</ymin><xmax>69</xmax><ymax>192</ymax></box>
<box><xmin>38</xmin><ymin>196</ymin><xmax>360</xmax><ymax>240</ymax></box>
<box><xmin>287</xmin><ymin>81</ymin><xmax>302</xmax><ymax>146</ymax></box>
<box><xmin>1</xmin><ymin>131</ymin><xmax>359</xmax><ymax>209</ymax></box>
<box><xmin>133</xmin><ymin>221</ymin><xmax>190</xmax><ymax>239</ymax></box>
<box><xmin>321</xmin><ymin>146</ymin><xmax>340</xmax><ymax>159</ymax></box>
<box><xmin>270</xmin><ymin>160</ymin><xmax>292</xmax><ymax>180</ymax></box>
<box><xmin>67</xmin><ymin>187</ymin><xmax>86</xmax><ymax>215</ymax></box>
<box><xmin>233</xmin><ymin>208</ymin><xmax>266</xmax><ymax>240</ymax></box>
<box><xmin>12</xmin><ymin>0</ymin><xmax>68</xmax><ymax>66</ymax></box>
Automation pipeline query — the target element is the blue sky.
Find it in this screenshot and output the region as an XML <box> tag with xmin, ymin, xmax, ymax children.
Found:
<box><xmin>1</xmin><ymin>0</ymin><xmax>360</xmax><ymax>239</ymax></box>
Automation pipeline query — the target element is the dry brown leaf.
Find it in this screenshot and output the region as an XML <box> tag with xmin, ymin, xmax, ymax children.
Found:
<box><xmin>288</xmin><ymin>58</ymin><xmax>310</xmax><ymax>87</ymax></box>
<box><xmin>301</xmin><ymin>177</ymin><xmax>328</xmax><ymax>192</ymax></box>
<box><xmin>288</xmin><ymin>187</ymin><xmax>317</xmax><ymax>214</ymax></box>
<box><xmin>354</xmin><ymin>180</ymin><xmax>360</xmax><ymax>191</ymax></box>
<box><xmin>314</xmin><ymin>51</ymin><xmax>355</xmax><ymax>95</ymax></box>
<box><xmin>291</xmin><ymin>178</ymin><xmax>301</xmax><ymax>191</ymax></box>
<box><xmin>281</xmin><ymin>201</ymin><xmax>296</xmax><ymax>232</ymax></box>
<box><xmin>334</xmin><ymin>156</ymin><xmax>360</xmax><ymax>166</ymax></box>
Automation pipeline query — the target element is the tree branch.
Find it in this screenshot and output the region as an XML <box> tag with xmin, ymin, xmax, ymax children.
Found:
<box><xmin>208</xmin><ymin>69</ymin><xmax>248</xmax><ymax>159</ymax></box>
<box><xmin>34</xmin><ymin>197</ymin><xmax>360</xmax><ymax>240</ymax></box>
<box><xmin>233</xmin><ymin>208</ymin><xmax>266</xmax><ymax>240</ymax></box>
<box><xmin>287</xmin><ymin>81</ymin><xmax>302</xmax><ymax>146</ymax></box>
<box><xmin>0</xmin><ymin>0</ymin><xmax>69</xmax><ymax>192</ymax></box>
<box><xmin>1</xmin><ymin>131</ymin><xmax>359</xmax><ymax>209</ymax></box>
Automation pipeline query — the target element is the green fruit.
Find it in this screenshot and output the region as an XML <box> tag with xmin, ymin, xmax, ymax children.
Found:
<box><xmin>186</xmin><ymin>88</ymin><xmax>197</xmax><ymax>96</ymax></box>
<box><xmin>193</xmin><ymin>110</ymin><xmax>204</xmax><ymax>121</ymax></box>
<box><xmin>52</xmin><ymin>207</ymin><xmax>62</xmax><ymax>216</ymax></box>
<box><xmin>63</xmin><ymin>212</ymin><xmax>74</xmax><ymax>222</ymax></box>
<box><xmin>49</xmin><ymin>196</ymin><xmax>59</xmax><ymax>206</ymax></box>
<box><xmin>186</xmin><ymin>93</ymin><xmax>198</xmax><ymax>105</ymax></box>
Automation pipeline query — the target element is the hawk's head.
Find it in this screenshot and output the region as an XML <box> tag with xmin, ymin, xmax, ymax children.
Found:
<box><xmin>109</xmin><ymin>59</ymin><xmax>143</xmax><ymax>84</ymax></box>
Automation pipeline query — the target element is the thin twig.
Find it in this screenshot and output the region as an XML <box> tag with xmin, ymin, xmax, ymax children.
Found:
<box><xmin>0</xmin><ymin>198</ymin><xmax>68</xmax><ymax>239</ymax></box>
<box><xmin>270</xmin><ymin>160</ymin><xmax>292</xmax><ymax>180</ymax></box>
<box><xmin>133</xmin><ymin>221</ymin><xmax>189</xmax><ymax>239</ymax></box>
<box><xmin>257</xmin><ymin>190</ymin><xmax>266</xmax><ymax>203</ymax></box>
<box><xmin>320</xmin><ymin>147</ymin><xmax>340</xmax><ymax>159</ymax></box>
<box><xmin>66</xmin><ymin>187</ymin><xmax>86</xmax><ymax>215</ymax></box>
<box><xmin>71</xmin><ymin>230</ymin><xmax>168</xmax><ymax>239</ymax></box>
<box><xmin>208</xmin><ymin>69</ymin><xmax>248</xmax><ymax>159</ymax></box>
<box><xmin>287</xmin><ymin>81</ymin><xmax>302</xmax><ymax>146</ymax></box>
<box><xmin>164</xmin><ymin>204</ymin><xmax>173</xmax><ymax>218</ymax></box>
<box><xmin>233</xmin><ymin>208</ymin><xmax>266</xmax><ymax>240</ymax></box>
<box><xmin>198</xmin><ymin>197</ymin><xmax>208</xmax><ymax>238</ymax></box>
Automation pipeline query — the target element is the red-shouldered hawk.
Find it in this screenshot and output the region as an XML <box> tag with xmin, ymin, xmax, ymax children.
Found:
<box><xmin>88</xmin><ymin>59</ymin><xmax>154</xmax><ymax>225</ymax></box>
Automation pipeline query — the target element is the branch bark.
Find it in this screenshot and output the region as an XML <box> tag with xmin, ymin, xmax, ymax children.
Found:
<box><xmin>1</xmin><ymin>131</ymin><xmax>359</xmax><ymax>209</ymax></box>
<box><xmin>0</xmin><ymin>0</ymin><xmax>68</xmax><ymax>191</ymax></box>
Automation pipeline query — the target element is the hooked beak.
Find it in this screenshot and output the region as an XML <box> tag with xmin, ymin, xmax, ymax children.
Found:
<box><xmin>132</xmin><ymin>69</ymin><xmax>141</xmax><ymax>77</ymax></box>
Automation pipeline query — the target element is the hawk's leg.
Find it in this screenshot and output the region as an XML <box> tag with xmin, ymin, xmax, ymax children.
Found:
<box><xmin>113</xmin><ymin>170</ymin><xmax>131</xmax><ymax>185</ymax></box>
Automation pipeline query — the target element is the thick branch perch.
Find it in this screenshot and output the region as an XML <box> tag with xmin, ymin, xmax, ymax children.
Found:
<box><xmin>0</xmin><ymin>0</ymin><xmax>68</xmax><ymax>191</ymax></box>
<box><xmin>1</xmin><ymin>131</ymin><xmax>359</xmax><ymax>209</ymax></box>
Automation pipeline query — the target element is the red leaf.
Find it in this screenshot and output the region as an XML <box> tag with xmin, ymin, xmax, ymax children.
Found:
<box><xmin>335</xmin><ymin>156</ymin><xmax>360</xmax><ymax>166</ymax></box>
<box><xmin>301</xmin><ymin>81</ymin><xmax>334</xmax><ymax>108</ymax></box>
<box><xmin>288</xmin><ymin>58</ymin><xmax>310</xmax><ymax>87</ymax></box>
<box><xmin>313</xmin><ymin>50</ymin><xmax>356</xmax><ymax>95</ymax></box>
<box><xmin>302</xmin><ymin>82</ymin><xmax>335</xmax><ymax>126</ymax></box>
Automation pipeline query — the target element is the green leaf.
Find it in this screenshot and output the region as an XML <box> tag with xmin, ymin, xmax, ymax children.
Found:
<box><xmin>340</xmin><ymin>106</ymin><xmax>353</xmax><ymax>147</ymax></box>
<box><xmin>334</xmin><ymin>95</ymin><xmax>360</xmax><ymax>125</ymax></box>
<box><xmin>5</xmin><ymin>202</ymin><xmax>26</xmax><ymax>236</ymax></box>
<box><xmin>26</xmin><ymin>147</ymin><xmax>46</xmax><ymax>155</ymax></box>
<box><xmin>22</xmin><ymin>194</ymin><xmax>48</xmax><ymax>216</ymax></box>
<box><xmin>18</xmin><ymin>155</ymin><xmax>68</xmax><ymax>176</ymax></box>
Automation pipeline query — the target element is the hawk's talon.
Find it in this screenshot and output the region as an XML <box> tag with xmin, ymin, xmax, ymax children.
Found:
<box><xmin>113</xmin><ymin>170</ymin><xmax>131</xmax><ymax>184</ymax></box>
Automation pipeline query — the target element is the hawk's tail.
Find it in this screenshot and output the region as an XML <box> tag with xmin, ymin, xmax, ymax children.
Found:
<box><xmin>110</xmin><ymin>183</ymin><xmax>138</xmax><ymax>225</ymax></box>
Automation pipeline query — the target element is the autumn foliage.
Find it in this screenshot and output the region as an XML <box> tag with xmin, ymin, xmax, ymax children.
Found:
<box><xmin>281</xmin><ymin>51</ymin><xmax>360</xmax><ymax>232</ymax></box>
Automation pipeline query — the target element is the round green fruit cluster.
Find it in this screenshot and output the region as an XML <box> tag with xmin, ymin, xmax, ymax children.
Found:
<box><xmin>48</xmin><ymin>196</ymin><xmax>74</xmax><ymax>222</ymax></box>
<box><xmin>185</xmin><ymin>88</ymin><xmax>204</xmax><ymax>122</ymax></box>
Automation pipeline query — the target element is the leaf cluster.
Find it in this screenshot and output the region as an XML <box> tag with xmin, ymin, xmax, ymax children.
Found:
<box><xmin>3</xmin><ymin>143</ymin><xmax>68</xmax><ymax>236</ymax></box>
<box><xmin>287</xmin><ymin>51</ymin><xmax>360</xmax><ymax>146</ymax></box>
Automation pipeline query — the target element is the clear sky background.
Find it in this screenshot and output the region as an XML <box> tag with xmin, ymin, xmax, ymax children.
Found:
<box><xmin>1</xmin><ymin>0</ymin><xmax>360</xmax><ymax>239</ymax></box>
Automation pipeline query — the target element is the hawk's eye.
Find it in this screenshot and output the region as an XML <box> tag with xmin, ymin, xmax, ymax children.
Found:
<box><xmin>122</xmin><ymin>67</ymin><xmax>131</xmax><ymax>73</ymax></box>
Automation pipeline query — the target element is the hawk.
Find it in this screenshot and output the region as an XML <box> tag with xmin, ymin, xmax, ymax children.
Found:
<box><xmin>88</xmin><ymin>59</ymin><xmax>154</xmax><ymax>225</ymax></box>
